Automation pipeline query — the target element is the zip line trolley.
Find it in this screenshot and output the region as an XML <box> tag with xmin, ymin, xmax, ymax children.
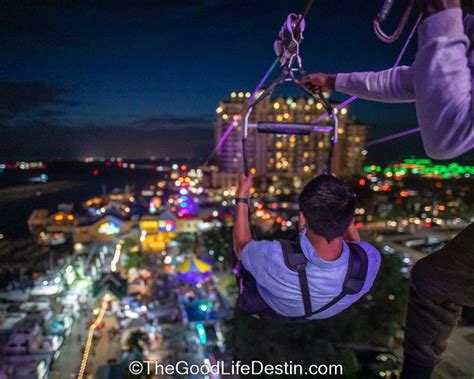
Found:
<box><xmin>241</xmin><ymin>13</ymin><xmax>339</xmax><ymax>176</ymax></box>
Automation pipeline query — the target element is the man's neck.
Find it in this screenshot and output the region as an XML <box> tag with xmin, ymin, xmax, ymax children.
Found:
<box><xmin>305</xmin><ymin>231</ymin><xmax>344</xmax><ymax>262</ymax></box>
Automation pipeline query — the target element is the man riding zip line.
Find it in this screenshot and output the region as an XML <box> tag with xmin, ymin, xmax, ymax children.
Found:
<box><xmin>233</xmin><ymin>174</ymin><xmax>381</xmax><ymax>321</ymax></box>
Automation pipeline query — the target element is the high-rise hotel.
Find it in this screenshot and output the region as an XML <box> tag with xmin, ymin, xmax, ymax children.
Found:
<box><xmin>214</xmin><ymin>91</ymin><xmax>367</xmax><ymax>187</ymax></box>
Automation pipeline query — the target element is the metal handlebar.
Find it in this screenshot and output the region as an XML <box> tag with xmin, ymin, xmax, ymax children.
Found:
<box><xmin>257</xmin><ymin>122</ymin><xmax>313</xmax><ymax>135</ymax></box>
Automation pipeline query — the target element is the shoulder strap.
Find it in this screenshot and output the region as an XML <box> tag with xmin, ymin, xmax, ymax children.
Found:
<box><xmin>344</xmin><ymin>242</ymin><xmax>369</xmax><ymax>294</ymax></box>
<box><xmin>280</xmin><ymin>240</ymin><xmax>307</xmax><ymax>271</ymax></box>
<box><xmin>279</xmin><ymin>240</ymin><xmax>312</xmax><ymax>317</ymax></box>
<box><xmin>277</xmin><ymin>240</ymin><xmax>369</xmax><ymax>321</ymax></box>
<box><xmin>304</xmin><ymin>242</ymin><xmax>369</xmax><ymax>317</ymax></box>
<box><xmin>288</xmin><ymin>241</ymin><xmax>369</xmax><ymax>321</ymax></box>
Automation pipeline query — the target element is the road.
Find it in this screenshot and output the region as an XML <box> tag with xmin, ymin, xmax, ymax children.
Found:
<box><xmin>49</xmin><ymin>241</ymin><xmax>119</xmax><ymax>379</ymax></box>
<box><xmin>50</xmin><ymin>313</ymin><xmax>90</xmax><ymax>379</ymax></box>
<box><xmin>86</xmin><ymin>315</ymin><xmax>122</xmax><ymax>375</ymax></box>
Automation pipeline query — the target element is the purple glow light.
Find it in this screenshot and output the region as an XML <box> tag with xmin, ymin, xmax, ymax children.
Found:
<box><xmin>204</xmin><ymin>58</ymin><xmax>280</xmax><ymax>166</ymax></box>
<box><xmin>366</xmin><ymin>127</ymin><xmax>420</xmax><ymax>146</ymax></box>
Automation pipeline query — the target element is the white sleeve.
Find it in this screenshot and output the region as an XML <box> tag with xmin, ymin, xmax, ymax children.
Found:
<box><xmin>335</xmin><ymin>66</ymin><xmax>415</xmax><ymax>104</ymax></box>
<box><xmin>413</xmin><ymin>8</ymin><xmax>474</xmax><ymax>159</ymax></box>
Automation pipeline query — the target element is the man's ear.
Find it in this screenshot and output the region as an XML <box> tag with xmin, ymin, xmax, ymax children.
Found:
<box><xmin>299</xmin><ymin>211</ymin><xmax>307</xmax><ymax>230</ymax></box>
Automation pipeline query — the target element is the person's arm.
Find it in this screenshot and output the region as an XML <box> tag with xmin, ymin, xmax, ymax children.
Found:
<box><xmin>233</xmin><ymin>174</ymin><xmax>254</xmax><ymax>258</ymax></box>
<box><xmin>300</xmin><ymin>66</ymin><xmax>415</xmax><ymax>104</ymax></box>
<box><xmin>413</xmin><ymin>7</ymin><xmax>474</xmax><ymax>159</ymax></box>
<box><xmin>335</xmin><ymin>66</ymin><xmax>415</xmax><ymax>103</ymax></box>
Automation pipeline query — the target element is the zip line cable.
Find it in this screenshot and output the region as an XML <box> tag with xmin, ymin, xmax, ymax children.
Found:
<box><xmin>203</xmin><ymin>57</ymin><xmax>280</xmax><ymax>166</ymax></box>
<box><xmin>365</xmin><ymin>127</ymin><xmax>420</xmax><ymax>147</ymax></box>
<box><xmin>296</xmin><ymin>0</ymin><xmax>315</xmax><ymax>29</ymax></box>
<box><xmin>325</xmin><ymin>14</ymin><xmax>422</xmax><ymax>151</ymax></box>
<box><xmin>310</xmin><ymin>13</ymin><xmax>422</xmax><ymax>124</ymax></box>
<box><xmin>204</xmin><ymin>5</ymin><xmax>421</xmax><ymax>168</ymax></box>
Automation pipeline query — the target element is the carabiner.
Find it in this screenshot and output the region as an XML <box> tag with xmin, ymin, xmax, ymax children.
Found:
<box><xmin>373</xmin><ymin>0</ymin><xmax>415</xmax><ymax>43</ymax></box>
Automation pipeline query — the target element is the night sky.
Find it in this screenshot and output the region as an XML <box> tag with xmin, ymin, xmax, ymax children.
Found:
<box><xmin>1</xmin><ymin>1</ymin><xmax>471</xmax><ymax>163</ymax></box>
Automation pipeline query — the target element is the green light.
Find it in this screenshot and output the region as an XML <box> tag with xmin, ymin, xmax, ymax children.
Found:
<box><xmin>404</xmin><ymin>158</ymin><xmax>432</xmax><ymax>165</ymax></box>
<box><xmin>366</xmin><ymin>159</ymin><xmax>474</xmax><ymax>180</ymax></box>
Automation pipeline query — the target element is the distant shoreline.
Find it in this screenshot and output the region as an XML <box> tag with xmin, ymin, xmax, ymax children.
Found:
<box><xmin>0</xmin><ymin>181</ymin><xmax>88</xmax><ymax>205</ymax></box>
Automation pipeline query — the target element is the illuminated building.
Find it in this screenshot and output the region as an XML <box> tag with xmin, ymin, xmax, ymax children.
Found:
<box><xmin>97</xmin><ymin>220</ymin><xmax>120</xmax><ymax>236</ymax></box>
<box><xmin>28</xmin><ymin>209</ymin><xmax>78</xmax><ymax>245</ymax></box>
<box><xmin>333</xmin><ymin>122</ymin><xmax>368</xmax><ymax>177</ymax></box>
<box><xmin>83</xmin><ymin>193</ymin><xmax>134</xmax><ymax>218</ymax></box>
<box><xmin>214</xmin><ymin>92</ymin><xmax>270</xmax><ymax>185</ymax></box>
<box><xmin>214</xmin><ymin>92</ymin><xmax>367</xmax><ymax>182</ymax></box>
<box><xmin>176</xmin><ymin>217</ymin><xmax>202</xmax><ymax>233</ymax></box>
<box><xmin>139</xmin><ymin>213</ymin><xmax>177</xmax><ymax>253</ymax></box>
<box><xmin>176</xmin><ymin>167</ymin><xmax>199</xmax><ymax>217</ymax></box>
<box><xmin>27</xmin><ymin>209</ymin><xmax>49</xmax><ymax>234</ymax></box>
<box><xmin>47</xmin><ymin>212</ymin><xmax>77</xmax><ymax>233</ymax></box>
<box><xmin>73</xmin><ymin>216</ymin><xmax>133</xmax><ymax>243</ymax></box>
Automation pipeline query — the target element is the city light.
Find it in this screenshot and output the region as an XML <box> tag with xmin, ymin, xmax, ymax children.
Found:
<box><xmin>158</xmin><ymin>220</ymin><xmax>176</xmax><ymax>232</ymax></box>
<box><xmin>98</xmin><ymin>221</ymin><xmax>120</xmax><ymax>236</ymax></box>
<box><xmin>200</xmin><ymin>303</ymin><xmax>208</xmax><ymax>312</ymax></box>
<box><xmin>77</xmin><ymin>295</ymin><xmax>109</xmax><ymax>379</ymax></box>
<box><xmin>110</xmin><ymin>243</ymin><xmax>122</xmax><ymax>272</ymax></box>
<box><xmin>3</xmin><ymin>4</ymin><xmax>473</xmax><ymax>378</ymax></box>
<box><xmin>364</xmin><ymin>159</ymin><xmax>474</xmax><ymax>180</ymax></box>
<box><xmin>196</xmin><ymin>323</ymin><xmax>207</xmax><ymax>345</ymax></box>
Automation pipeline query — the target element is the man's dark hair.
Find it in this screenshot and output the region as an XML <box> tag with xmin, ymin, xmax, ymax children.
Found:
<box><xmin>298</xmin><ymin>175</ymin><xmax>356</xmax><ymax>242</ymax></box>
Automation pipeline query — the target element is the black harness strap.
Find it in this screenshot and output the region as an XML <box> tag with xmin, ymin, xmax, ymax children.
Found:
<box><xmin>298</xmin><ymin>265</ymin><xmax>312</xmax><ymax>317</ymax></box>
<box><xmin>280</xmin><ymin>240</ymin><xmax>313</xmax><ymax>317</ymax></box>
<box><xmin>344</xmin><ymin>242</ymin><xmax>368</xmax><ymax>295</ymax></box>
<box><xmin>279</xmin><ymin>239</ymin><xmax>369</xmax><ymax>321</ymax></box>
<box><xmin>306</xmin><ymin>244</ymin><xmax>367</xmax><ymax>316</ymax></box>
<box><xmin>280</xmin><ymin>240</ymin><xmax>312</xmax><ymax>316</ymax></box>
